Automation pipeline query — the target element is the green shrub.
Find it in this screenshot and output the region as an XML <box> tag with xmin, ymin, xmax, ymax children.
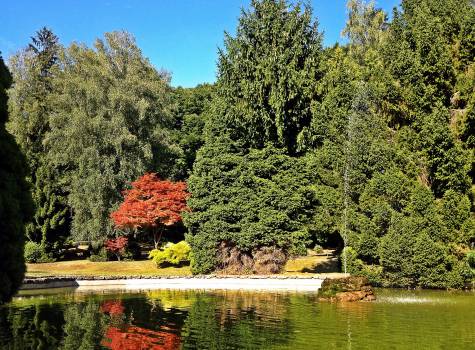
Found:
<box><xmin>24</xmin><ymin>241</ymin><xmax>43</xmax><ymax>263</ymax></box>
<box><xmin>467</xmin><ymin>251</ymin><xmax>475</xmax><ymax>268</ymax></box>
<box><xmin>88</xmin><ymin>247</ymin><xmax>108</xmax><ymax>262</ymax></box>
<box><xmin>90</xmin><ymin>240</ymin><xmax>104</xmax><ymax>254</ymax></box>
<box><xmin>37</xmin><ymin>254</ymin><xmax>55</xmax><ymax>263</ymax></box>
<box><xmin>149</xmin><ymin>241</ymin><xmax>191</xmax><ymax>267</ymax></box>
<box><xmin>445</xmin><ymin>260</ymin><xmax>472</xmax><ymax>289</ymax></box>
<box><xmin>378</xmin><ymin>216</ymin><xmax>421</xmax><ymax>287</ymax></box>
<box><xmin>341</xmin><ymin>247</ymin><xmax>382</xmax><ymax>285</ymax></box>
<box><xmin>411</xmin><ymin>233</ymin><xmax>448</xmax><ymax>288</ymax></box>
<box><xmin>313</xmin><ymin>244</ymin><xmax>323</xmax><ymax>254</ymax></box>
<box><xmin>341</xmin><ymin>246</ymin><xmax>363</xmax><ymax>274</ymax></box>
<box><xmin>360</xmin><ymin>264</ymin><xmax>383</xmax><ymax>286</ymax></box>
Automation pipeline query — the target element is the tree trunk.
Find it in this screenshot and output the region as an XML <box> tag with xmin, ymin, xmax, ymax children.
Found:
<box><xmin>153</xmin><ymin>227</ymin><xmax>163</xmax><ymax>249</ymax></box>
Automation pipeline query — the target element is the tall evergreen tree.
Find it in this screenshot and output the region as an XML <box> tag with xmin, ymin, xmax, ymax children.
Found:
<box><xmin>0</xmin><ymin>55</ymin><xmax>33</xmax><ymax>303</ymax></box>
<box><xmin>336</xmin><ymin>0</ymin><xmax>475</xmax><ymax>288</ymax></box>
<box><xmin>186</xmin><ymin>0</ymin><xmax>324</xmax><ymax>273</ymax></box>
<box><xmin>213</xmin><ymin>0</ymin><xmax>323</xmax><ymax>154</ymax></box>
<box><xmin>8</xmin><ymin>27</ymin><xmax>70</xmax><ymax>257</ymax></box>
<box><xmin>171</xmin><ymin>83</ymin><xmax>215</xmax><ymax>178</ymax></box>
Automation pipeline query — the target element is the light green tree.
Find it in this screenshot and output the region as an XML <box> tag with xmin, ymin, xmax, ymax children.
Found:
<box><xmin>46</xmin><ymin>31</ymin><xmax>178</xmax><ymax>242</ymax></box>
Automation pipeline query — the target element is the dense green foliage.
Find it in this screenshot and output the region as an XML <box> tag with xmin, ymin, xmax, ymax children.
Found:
<box><xmin>46</xmin><ymin>32</ymin><xmax>178</xmax><ymax>242</ymax></box>
<box><xmin>5</xmin><ymin>0</ymin><xmax>475</xmax><ymax>288</ymax></box>
<box><xmin>171</xmin><ymin>83</ymin><xmax>214</xmax><ymax>177</ymax></box>
<box><xmin>334</xmin><ymin>0</ymin><xmax>475</xmax><ymax>288</ymax></box>
<box><xmin>0</xmin><ymin>55</ymin><xmax>32</xmax><ymax>303</ymax></box>
<box><xmin>212</xmin><ymin>0</ymin><xmax>323</xmax><ymax>154</ymax></box>
<box><xmin>186</xmin><ymin>143</ymin><xmax>318</xmax><ymax>273</ymax></box>
<box><xmin>186</xmin><ymin>0</ymin><xmax>475</xmax><ymax>286</ymax></box>
<box><xmin>185</xmin><ymin>0</ymin><xmax>324</xmax><ymax>274</ymax></box>
<box><xmin>24</xmin><ymin>241</ymin><xmax>43</xmax><ymax>263</ymax></box>
<box><xmin>8</xmin><ymin>28</ymin><xmax>70</xmax><ymax>259</ymax></box>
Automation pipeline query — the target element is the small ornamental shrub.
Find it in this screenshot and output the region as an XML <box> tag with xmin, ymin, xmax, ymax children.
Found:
<box><xmin>341</xmin><ymin>246</ymin><xmax>364</xmax><ymax>274</ymax></box>
<box><xmin>24</xmin><ymin>241</ymin><xmax>43</xmax><ymax>263</ymax></box>
<box><xmin>104</xmin><ymin>237</ymin><xmax>128</xmax><ymax>261</ymax></box>
<box><xmin>149</xmin><ymin>241</ymin><xmax>191</xmax><ymax>267</ymax></box>
<box><xmin>340</xmin><ymin>246</ymin><xmax>382</xmax><ymax>285</ymax></box>
<box><xmin>110</xmin><ymin>173</ymin><xmax>189</xmax><ymax>249</ymax></box>
<box><xmin>445</xmin><ymin>260</ymin><xmax>472</xmax><ymax>289</ymax></box>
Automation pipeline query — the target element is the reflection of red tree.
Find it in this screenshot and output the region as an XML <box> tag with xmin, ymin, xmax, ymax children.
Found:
<box><xmin>101</xmin><ymin>326</ymin><xmax>181</xmax><ymax>350</ymax></box>
<box><xmin>100</xmin><ymin>300</ymin><xmax>181</xmax><ymax>350</ymax></box>
<box><xmin>100</xmin><ymin>300</ymin><xmax>125</xmax><ymax>315</ymax></box>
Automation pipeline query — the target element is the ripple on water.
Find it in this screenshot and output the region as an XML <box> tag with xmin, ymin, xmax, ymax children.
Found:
<box><xmin>377</xmin><ymin>296</ymin><xmax>449</xmax><ymax>304</ymax></box>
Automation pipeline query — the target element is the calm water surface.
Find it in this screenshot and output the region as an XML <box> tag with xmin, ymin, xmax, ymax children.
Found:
<box><xmin>0</xmin><ymin>287</ymin><xmax>474</xmax><ymax>349</ymax></box>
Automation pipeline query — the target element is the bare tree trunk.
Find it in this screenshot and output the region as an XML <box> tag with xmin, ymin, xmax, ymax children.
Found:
<box><xmin>153</xmin><ymin>227</ymin><xmax>164</xmax><ymax>249</ymax></box>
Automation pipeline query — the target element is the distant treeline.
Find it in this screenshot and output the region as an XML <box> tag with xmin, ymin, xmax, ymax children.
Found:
<box><xmin>1</xmin><ymin>0</ymin><xmax>474</xmax><ymax>296</ymax></box>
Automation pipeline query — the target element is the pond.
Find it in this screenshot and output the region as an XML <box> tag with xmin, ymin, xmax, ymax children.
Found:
<box><xmin>0</xmin><ymin>287</ymin><xmax>474</xmax><ymax>349</ymax></box>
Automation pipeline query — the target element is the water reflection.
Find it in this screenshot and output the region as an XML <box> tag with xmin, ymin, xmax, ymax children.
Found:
<box><xmin>62</xmin><ymin>301</ymin><xmax>106</xmax><ymax>350</ymax></box>
<box><xmin>0</xmin><ymin>289</ymin><xmax>474</xmax><ymax>349</ymax></box>
<box><xmin>100</xmin><ymin>300</ymin><xmax>180</xmax><ymax>349</ymax></box>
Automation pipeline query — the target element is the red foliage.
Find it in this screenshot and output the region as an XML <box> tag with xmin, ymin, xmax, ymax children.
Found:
<box><xmin>110</xmin><ymin>173</ymin><xmax>189</xmax><ymax>247</ymax></box>
<box><xmin>100</xmin><ymin>300</ymin><xmax>125</xmax><ymax>316</ymax></box>
<box><xmin>105</xmin><ymin>237</ymin><xmax>128</xmax><ymax>260</ymax></box>
<box><xmin>100</xmin><ymin>300</ymin><xmax>180</xmax><ymax>350</ymax></box>
<box><xmin>101</xmin><ymin>325</ymin><xmax>181</xmax><ymax>350</ymax></box>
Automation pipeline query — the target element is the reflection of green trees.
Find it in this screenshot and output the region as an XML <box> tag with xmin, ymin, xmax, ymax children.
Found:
<box><xmin>180</xmin><ymin>292</ymin><xmax>295</xmax><ymax>349</ymax></box>
<box><xmin>61</xmin><ymin>300</ymin><xmax>106</xmax><ymax>350</ymax></box>
<box><xmin>1</xmin><ymin>289</ymin><xmax>474</xmax><ymax>349</ymax></box>
<box><xmin>0</xmin><ymin>304</ymin><xmax>64</xmax><ymax>349</ymax></box>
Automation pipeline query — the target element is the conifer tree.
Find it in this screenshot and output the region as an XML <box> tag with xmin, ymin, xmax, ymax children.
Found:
<box><xmin>336</xmin><ymin>0</ymin><xmax>475</xmax><ymax>288</ymax></box>
<box><xmin>7</xmin><ymin>27</ymin><xmax>69</xmax><ymax>258</ymax></box>
<box><xmin>186</xmin><ymin>0</ymin><xmax>323</xmax><ymax>273</ymax></box>
<box><xmin>213</xmin><ymin>0</ymin><xmax>323</xmax><ymax>154</ymax></box>
<box><xmin>0</xmin><ymin>55</ymin><xmax>33</xmax><ymax>303</ymax></box>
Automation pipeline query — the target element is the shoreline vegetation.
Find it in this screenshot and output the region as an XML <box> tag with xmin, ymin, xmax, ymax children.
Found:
<box><xmin>1</xmin><ymin>0</ymin><xmax>475</xmax><ymax>304</ymax></box>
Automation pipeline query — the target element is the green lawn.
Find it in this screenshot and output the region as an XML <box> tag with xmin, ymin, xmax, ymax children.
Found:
<box><xmin>26</xmin><ymin>260</ymin><xmax>191</xmax><ymax>277</ymax></box>
<box><xmin>26</xmin><ymin>253</ymin><xmax>344</xmax><ymax>278</ymax></box>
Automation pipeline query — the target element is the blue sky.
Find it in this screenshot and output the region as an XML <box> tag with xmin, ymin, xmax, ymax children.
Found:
<box><xmin>1</xmin><ymin>0</ymin><xmax>401</xmax><ymax>87</ymax></box>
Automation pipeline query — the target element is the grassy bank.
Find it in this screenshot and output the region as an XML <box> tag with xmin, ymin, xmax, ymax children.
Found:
<box><xmin>26</xmin><ymin>254</ymin><xmax>344</xmax><ymax>278</ymax></box>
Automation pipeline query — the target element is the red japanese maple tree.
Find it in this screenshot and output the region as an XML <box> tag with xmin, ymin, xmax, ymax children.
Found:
<box><xmin>104</xmin><ymin>237</ymin><xmax>128</xmax><ymax>261</ymax></box>
<box><xmin>110</xmin><ymin>173</ymin><xmax>189</xmax><ymax>248</ymax></box>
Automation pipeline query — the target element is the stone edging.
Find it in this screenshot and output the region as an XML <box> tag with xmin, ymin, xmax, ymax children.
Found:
<box><xmin>21</xmin><ymin>275</ymin><xmax>325</xmax><ymax>291</ymax></box>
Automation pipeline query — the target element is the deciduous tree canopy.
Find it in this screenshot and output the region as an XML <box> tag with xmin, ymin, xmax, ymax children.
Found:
<box><xmin>111</xmin><ymin>173</ymin><xmax>189</xmax><ymax>248</ymax></box>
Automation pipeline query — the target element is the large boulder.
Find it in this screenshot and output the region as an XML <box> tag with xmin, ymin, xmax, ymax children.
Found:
<box><xmin>318</xmin><ymin>276</ymin><xmax>376</xmax><ymax>302</ymax></box>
